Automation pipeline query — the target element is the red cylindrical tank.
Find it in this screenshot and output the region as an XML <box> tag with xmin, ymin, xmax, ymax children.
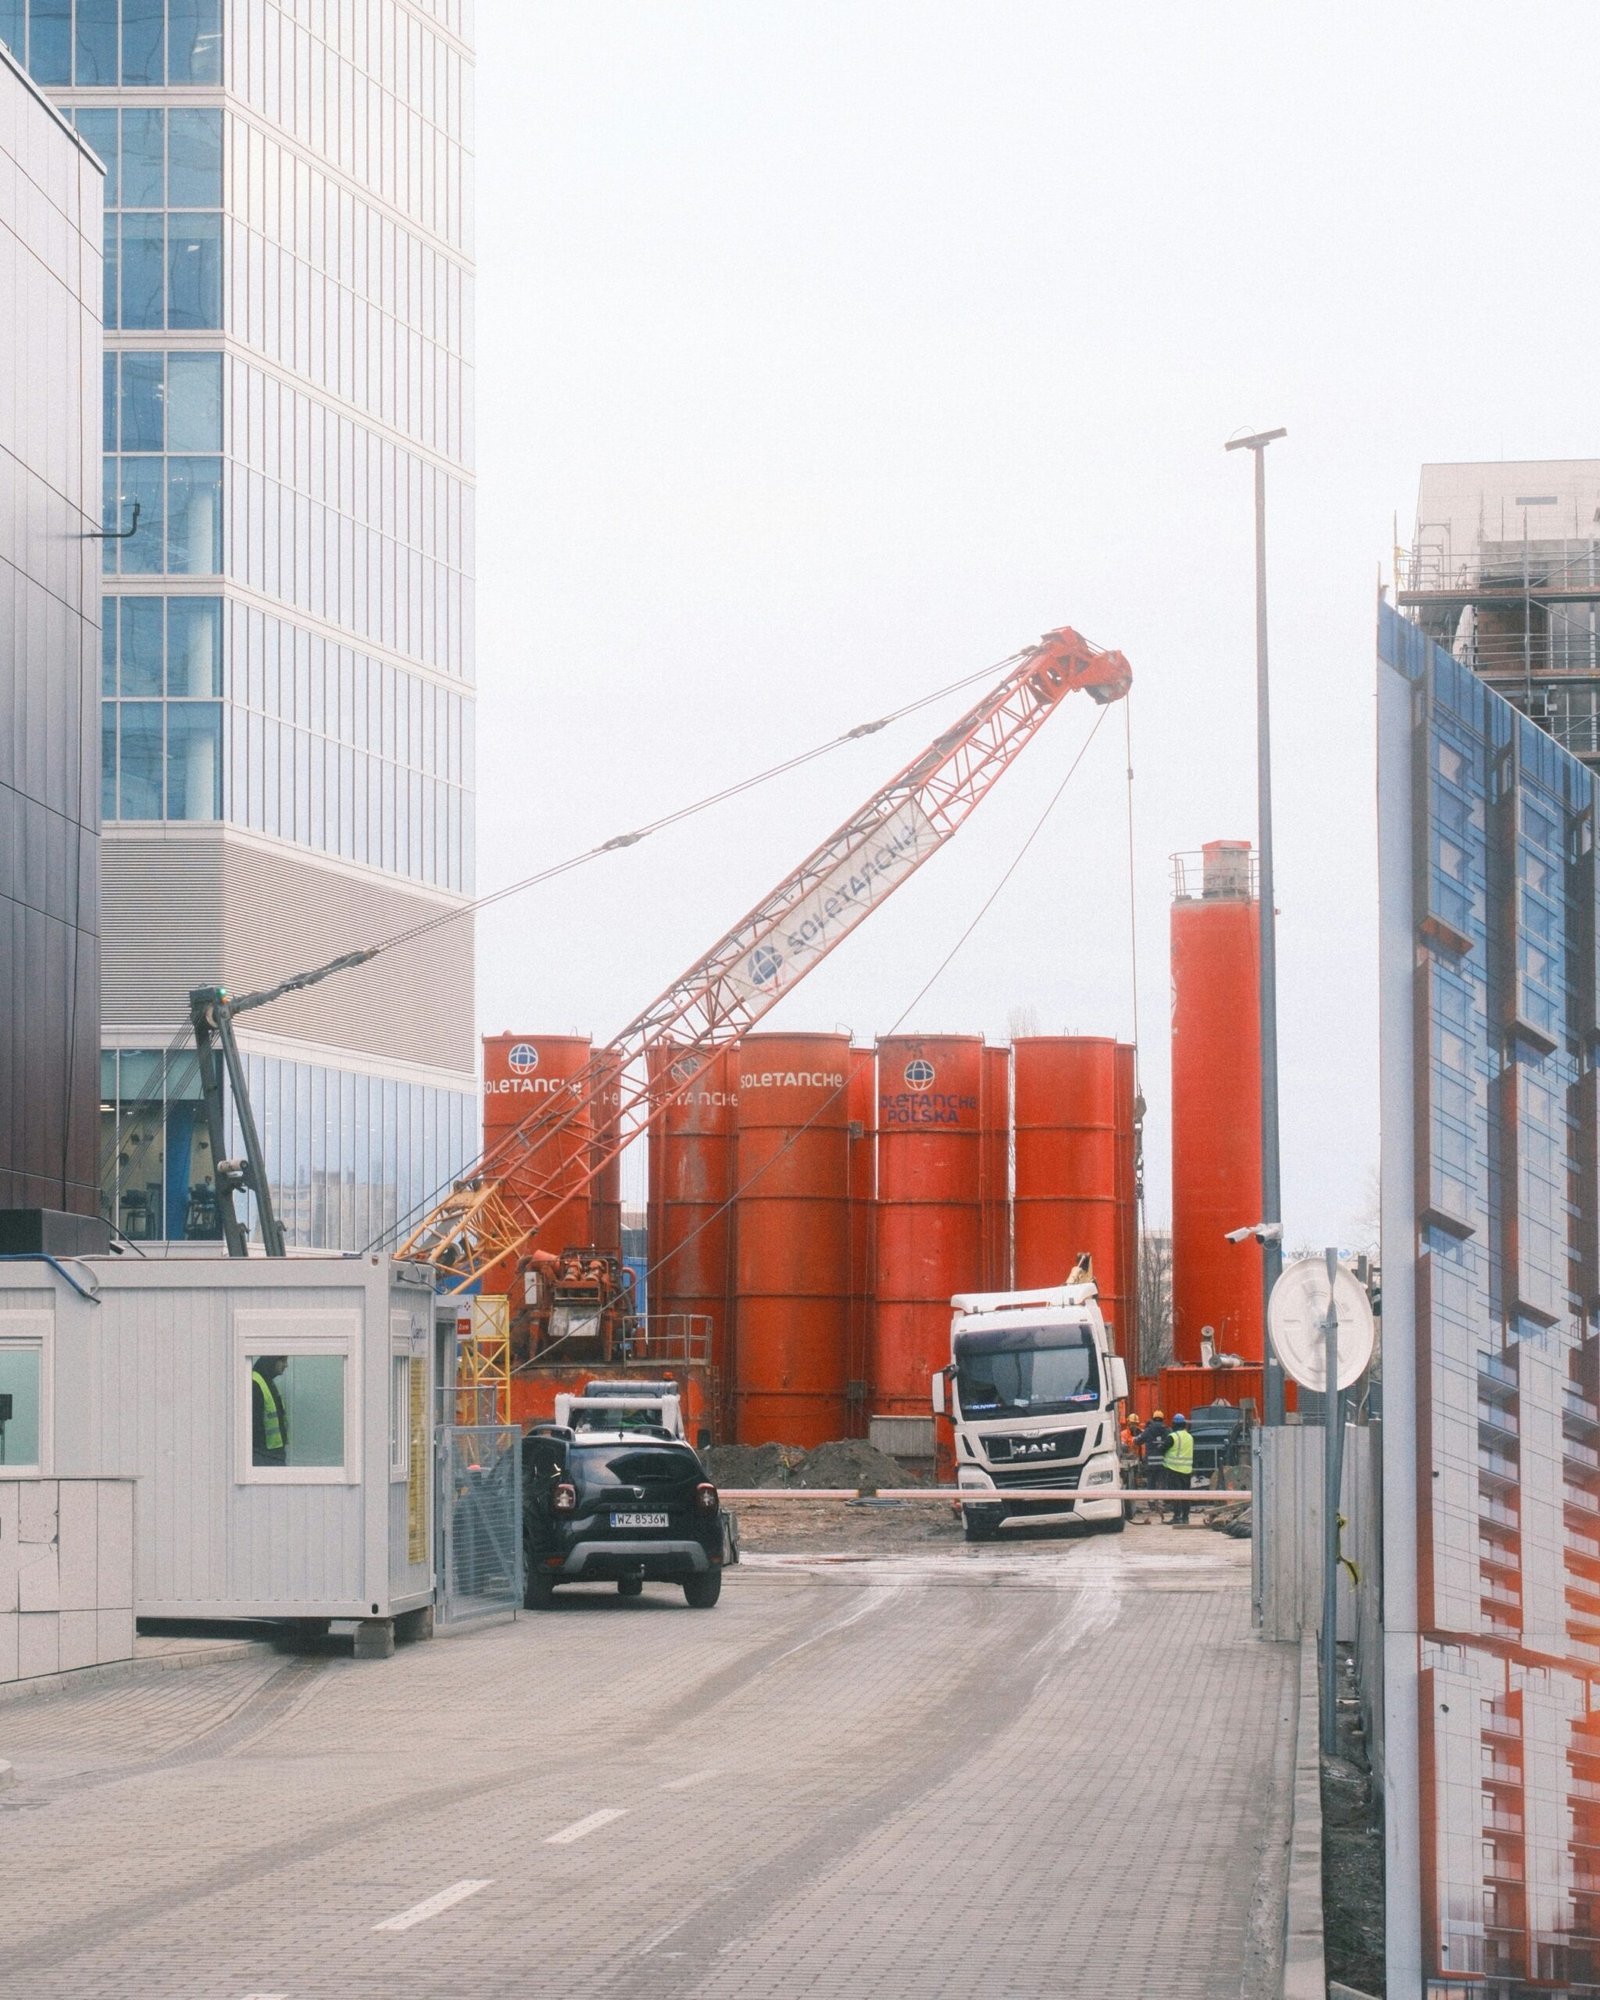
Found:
<box><xmin>872</xmin><ymin>1035</ymin><xmax>985</xmax><ymax>1419</ymax></box>
<box><xmin>646</xmin><ymin>1042</ymin><xmax>738</xmax><ymax>1429</ymax></box>
<box><xmin>732</xmin><ymin>1032</ymin><xmax>853</xmax><ymax>1446</ymax></box>
<box><xmin>482</xmin><ymin>1033</ymin><xmax>594</xmax><ymax>1294</ymax></box>
<box><xmin>589</xmin><ymin>1048</ymin><xmax>624</xmax><ymax>1265</ymax></box>
<box><xmin>1114</xmin><ymin>1042</ymin><xmax>1140</xmax><ymax>1376</ymax></box>
<box><xmin>846</xmin><ymin>1049</ymin><xmax>875</xmax><ymax>1438</ymax></box>
<box><xmin>1013</xmin><ymin>1038</ymin><xmax>1131</xmax><ymax>1348</ymax></box>
<box><xmin>980</xmin><ymin>1043</ymin><xmax>1011</xmax><ymax>1290</ymax></box>
<box><xmin>1170</xmin><ymin>842</ymin><xmax>1263</xmax><ymax>1365</ymax></box>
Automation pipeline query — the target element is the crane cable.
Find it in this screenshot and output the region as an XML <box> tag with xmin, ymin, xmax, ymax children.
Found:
<box><xmin>1122</xmin><ymin>693</ymin><xmax>1149</xmax><ymax>1378</ymax></box>
<box><xmin>349</xmin><ymin>648</ymin><xmax>1029</xmax><ymax>964</ymax></box>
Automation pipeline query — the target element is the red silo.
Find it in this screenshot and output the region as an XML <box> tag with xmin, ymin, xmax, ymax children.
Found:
<box><xmin>482</xmin><ymin>1033</ymin><xmax>595</xmax><ymax>1295</ymax></box>
<box><xmin>872</xmin><ymin>1035</ymin><xmax>986</xmax><ymax>1420</ymax></box>
<box><xmin>1014</xmin><ymin>1037</ymin><xmax>1133</xmax><ymax>1350</ymax></box>
<box><xmin>980</xmin><ymin>1043</ymin><xmax>1011</xmax><ymax>1290</ymax></box>
<box><xmin>590</xmin><ymin>1048</ymin><xmax>624</xmax><ymax>1265</ymax></box>
<box><xmin>646</xmin><ymin>1042</ymin><xmax>738</xmax><ymax>1423</ymax></box>
<box><xmin>732</xmin><ymin>1032</ymin><xmax>853</xmax><ymax>1446</ymax></box>
<box><xmin>846</xmin><ymin>1049</ymin><xmax>876</xmax><ymax>1437</ymax></box>
<box><xmin>1170</xmin><ymin>842</ymin><xmax>1263</xmax><ymax>1366</ymax></box>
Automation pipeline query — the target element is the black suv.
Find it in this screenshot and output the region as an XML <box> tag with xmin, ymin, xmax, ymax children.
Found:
<box><xmin>521</xmin><ymin>1426</ymin><xmax>726</xmax><ymax>1609</ymax></box>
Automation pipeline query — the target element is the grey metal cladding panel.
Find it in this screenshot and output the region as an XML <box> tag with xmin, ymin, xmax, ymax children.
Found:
<box><xmin>219</xmin><ymin>842</ymin><xmax>474</xmax><ymax>1072</ymax></box>
<box><xmin>100</xmin><ymin>837</ymin><xmax>227</xmax><ymax>1028</ymax></box>
<box><xmin>102</xmin><ymin>834</ymin><xmax>474</xmax><ymax>1073</ymax></box>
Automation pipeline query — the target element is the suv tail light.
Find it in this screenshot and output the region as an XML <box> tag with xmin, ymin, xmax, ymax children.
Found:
<box><xmin>554</xmin><ymin>1482</ymin><xmax>577</xmax><ymax>1513</ymax></box>
<box><xmin>695</xmin><ymin>1482</ymin><xmax>719</xmax><ymax>1513</ymax></box>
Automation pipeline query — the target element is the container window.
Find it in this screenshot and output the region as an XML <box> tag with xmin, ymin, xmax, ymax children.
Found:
<box><xmin>236</xmin><ymin>1314</ymin><xmax>359</xmax><ymax>1482</ymax></box>
<box><xmin>0</xmin><ymin>1346</ymin><xmax>43</xmax><ymax>1473</ymax></box>
<box><xmin>247</xmin><ymin>1352</ymin><xmax>344</xmax><ymax>1470</ymax></box>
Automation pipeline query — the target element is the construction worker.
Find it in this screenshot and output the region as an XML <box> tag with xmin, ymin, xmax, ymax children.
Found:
<box><xmin>1163</xmin><ymin>1412</ymin><xmax>1195</xmax><ymax>1524</ymax></box>
<box><xmin>251</xmin><ymin>1354</ymin><xmax>290</xmax><ymax>1467</ymax></box>
<box><xmin>1131</xmin><ymin>1411</ymin><xmax>1170</xmax><ymax>1519</ymax></box>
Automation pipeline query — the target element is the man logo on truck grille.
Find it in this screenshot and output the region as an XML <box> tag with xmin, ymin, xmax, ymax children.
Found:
<box><xmin>509</xmin><ymin>1043</ymin><xmax>539</xmax><ymax>1073</ymax></box>
<box><xmin>904</xmin><ymin>1058</ymin><xmax>935</xmax><ymax>1087</ymax></box>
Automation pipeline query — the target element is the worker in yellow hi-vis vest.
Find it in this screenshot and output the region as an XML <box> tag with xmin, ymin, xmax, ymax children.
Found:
<box><xmin>251</xmin><ymin>1355</ymin><xmax>290</xmax><ymax>1467</ymax></box>
<box><xmin>1162</xmin><ymin>1413</ymin><xmax>1195</xmax><ymax>1525</ymax></box>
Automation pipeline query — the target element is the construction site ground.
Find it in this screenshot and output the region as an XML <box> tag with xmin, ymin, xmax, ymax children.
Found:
<box><xmin>0</xmin><ymin>1516</ymin><xmax>1296</xmax><ymax>2000</ymax></box>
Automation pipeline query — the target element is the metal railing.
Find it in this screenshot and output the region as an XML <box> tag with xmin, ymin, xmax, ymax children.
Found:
<box><xmin>1170</xmin><ymin>848</ymin><xmax>1258</xmax><ymax>902</ymax></box>
<box><xmin>436</xmin><ymin>1423</ymin><xmax>522</xmax><ymax>1626</ymax></box>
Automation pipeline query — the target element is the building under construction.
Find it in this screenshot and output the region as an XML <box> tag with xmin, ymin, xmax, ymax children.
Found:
<box><xmin>1400</xmin><ymin>460</ymin><xmax>1600</xmax><ymax>765</ymax></box>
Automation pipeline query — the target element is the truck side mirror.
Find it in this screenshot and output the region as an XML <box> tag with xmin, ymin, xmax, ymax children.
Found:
<box><xmin>1109</xmin><ymin>1357</ymin><xmax>1129</xmax><ymax>1403</ymax></box>
<box><xmin>930</xmin><ymin>1370</ymin><xmax>946</xmax><ymax>1417</ymax></box>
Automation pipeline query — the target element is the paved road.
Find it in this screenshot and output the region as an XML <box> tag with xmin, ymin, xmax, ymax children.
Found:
<box><xmin>0</xmin><ymin>1526</ymin><xmax>1295</xmax><ymax>1999</ymax></box>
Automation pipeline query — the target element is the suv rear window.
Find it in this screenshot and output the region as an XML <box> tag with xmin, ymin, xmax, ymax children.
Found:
<box><xmin>571</xmin><ymin>1444</ymin><xmax>700</xmax><ymax>1488</ymax></box>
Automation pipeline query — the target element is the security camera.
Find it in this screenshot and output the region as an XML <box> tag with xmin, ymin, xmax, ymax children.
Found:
<box><xmin>1224</xmin><ymin>1222</ymin><xmax>1283</xmax><ymax>1245</ymax></box>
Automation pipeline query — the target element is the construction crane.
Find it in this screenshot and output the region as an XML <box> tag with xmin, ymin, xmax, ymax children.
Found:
<box><xmin>397</xmin><ymin>628</ymin><xmax>1132</xmax><ymax>1337</ymax></box>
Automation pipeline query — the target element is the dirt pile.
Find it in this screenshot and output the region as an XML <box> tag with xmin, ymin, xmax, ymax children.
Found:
<box><xmin>702</xmin><ymin>1442</ymin><xmax>804</xmax><ymax>1489</ymax></box>
<box><xmin>792</xmin><ymin>1439</ymin><xmax>920</xmax><ymax>1490</ymax></box>
<box><xmin>703</xmin><ymin>1438</ymin><xmax>922</xmax><ymax>1492</ymax></box>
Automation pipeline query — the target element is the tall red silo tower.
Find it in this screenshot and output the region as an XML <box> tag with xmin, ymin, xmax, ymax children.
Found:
<box><xmin>481</xmin><ymin>1033</ymin><xmax>595</xmax><ymax>1295</ymax></box>
<box><xmin>871</xmin><ymin>1035</ymin><xmax>985</xmax><ymax>1421</ymax></box>
<box><xmin>980</xmin><ymin>1043</ymin><xmax>1011</xmax><ymax>1290</ymax></box>
<box><xmin>1013</xmin><ymin>1037</ymin><xmax>1135</xmax><ymax>1355</ymax></box>
<box><xmin>1169</xmin><ymin>841</ymin><xmax>1263</xmax><ymax>1366</ymax></box>
<box><xmin>646</xmin><ymin>1043</ymin><xmax>738</xmax><ymax>1425</ymax></box>
<box><xmin>731</xmin><ymin>1033</ymin><xmax>854</xmax><ymax>1446</ymax></box>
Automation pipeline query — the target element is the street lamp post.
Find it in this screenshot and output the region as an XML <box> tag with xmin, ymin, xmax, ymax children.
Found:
<box><xmin>1225</xmin><ymin>426</ymin><xmax>1287</xmax><ymax>1425</ymax></box>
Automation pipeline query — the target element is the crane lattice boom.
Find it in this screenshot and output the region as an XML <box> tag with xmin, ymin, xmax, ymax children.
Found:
<box><xmin>398</xmin><ymin>626</ymin><xmax>1130</xmax><ymax>1290</ymax></box>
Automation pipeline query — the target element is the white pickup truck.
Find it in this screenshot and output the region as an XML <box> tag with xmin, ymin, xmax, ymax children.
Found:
<box><xmin>931</xmin><ymin>1278</ymin><xmax>1128</xmax><ymax>1541</ymax></box>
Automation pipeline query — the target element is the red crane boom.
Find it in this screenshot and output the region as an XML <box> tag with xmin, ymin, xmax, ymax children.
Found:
<box><xmin>398</xmin><ymin>626</ymin><xmax>1130</xmax><ymax>1291</ymax></box>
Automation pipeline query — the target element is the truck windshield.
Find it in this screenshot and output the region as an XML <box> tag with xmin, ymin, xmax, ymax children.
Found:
<box><xmin>954</xmin><ymin>1325</ymin><xmax>1100</xmax><ymax>1418</ymax></box>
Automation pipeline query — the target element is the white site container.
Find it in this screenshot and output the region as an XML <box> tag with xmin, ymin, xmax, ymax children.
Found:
<box><xmin>0</xmin><ymin>1254</ymin><xmax>437</xmax><ymax>1624</ymax></box>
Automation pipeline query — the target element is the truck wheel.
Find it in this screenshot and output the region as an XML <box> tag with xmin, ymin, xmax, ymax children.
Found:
<box><xmin>683</xmin><ymin>1570</ymin><xmax>722</xmax><ymax>1609</ymax></box>
<box><xmin>524</xmin><ymin>1566</ymin><xmax>555</xmax><ymax>1609</ymax></box>
<box><xmin>1096</xmin><ymin>1513</ymin><xmax>1127</xmax><ymax>1535</ymax></box>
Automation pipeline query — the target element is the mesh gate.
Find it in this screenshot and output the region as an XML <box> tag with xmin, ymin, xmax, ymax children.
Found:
<box><xmin>436</xmin><ymin>1424</ymin><xmax>522</xmax><ymax>1626</ymax></box>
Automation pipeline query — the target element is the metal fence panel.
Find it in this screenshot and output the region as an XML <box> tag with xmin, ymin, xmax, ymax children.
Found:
<box><xmin>436</xmin><ymin>1424</ymin><xmax>522</xmax><ymax>1627</ymax></box>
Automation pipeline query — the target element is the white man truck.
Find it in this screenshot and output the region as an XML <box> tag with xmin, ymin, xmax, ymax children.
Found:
<box><xmin>931</xmin><ymin>1275</ymin><xmax>1129</xmax><ymax>1541</ymax></box>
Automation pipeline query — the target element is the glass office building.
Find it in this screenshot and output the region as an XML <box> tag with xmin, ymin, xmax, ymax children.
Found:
<box><xmin>3</xmin><ymin>0</ymin><xmax>477</xmax><ymax>1248</ymax></box>
<box><xmin>1381</xmin><ymin>597</ymin><xmax>1600</xmax><ymax>1994</ymax></box>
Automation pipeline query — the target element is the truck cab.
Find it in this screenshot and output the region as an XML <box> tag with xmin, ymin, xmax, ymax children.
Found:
<box><xmin>932</xmin><ymin>1278</ymin><xmax>1128</xmax><ymax>1541</ymax></box>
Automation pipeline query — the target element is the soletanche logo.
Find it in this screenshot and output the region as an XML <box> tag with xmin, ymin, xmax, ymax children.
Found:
<box><xmin>904</xmin><ymin>1057</ymin><xmax>936</xmax><ymax>1088</ymax></box>
<box><xmin>750</xmin><ymin>943</ymin><xmax>784</xmax><ymax>987</ymax></box>
<box><xmin>508</xmin><ymin>1042</ymin><xmax>539</xmax><ymax>1073</ymax></box>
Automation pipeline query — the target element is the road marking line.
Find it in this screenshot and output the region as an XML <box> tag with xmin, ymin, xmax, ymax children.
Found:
<box><xmin>546</xmin><ymin>1806</ymin><xmax>627</xmax><ymax>1844</ymax></box>
<box><xmin>660</xmin><ymin>1767</ymin><xmax>720</xmax><ymax>1791</ymax></box>
<box><xmin>373</xmin><ymin>1879</ymin><xmax>491</xmax><ymax>1931</ymax></box>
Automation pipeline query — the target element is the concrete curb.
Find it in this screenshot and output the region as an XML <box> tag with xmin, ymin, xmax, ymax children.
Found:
<box><xmin>1283</xmin><ymin>1633</ymin><xmax>1328</xmax><ymax>1999</ymax></box>
<box><xmin>0</xmin><ymin>1636</ymin><xmax>279</xmax><ymax>1707</ymax></box>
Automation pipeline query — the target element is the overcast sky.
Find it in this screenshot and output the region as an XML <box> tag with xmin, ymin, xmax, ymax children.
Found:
<box><xmin>472</xmin><ymin>2</ymin><xmax>1600</xmax><ymax>1237</ymax></box>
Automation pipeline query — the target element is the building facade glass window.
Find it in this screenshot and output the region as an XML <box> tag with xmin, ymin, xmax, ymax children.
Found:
<box><xmin>27</xmin><ymin>0</ymin><xmax>478</xmax><ymax>1254</ymax></box>
<box><xmin>1381</xmin><ymin>599</ymin><xmax>1600</xmax><ymax>1993</ymax></box>
<box><xmin>68</xmin><ymin>106</ymin><xmax>222</xmax><ymax>331</ymax></box>
<box><xmin>100</xmin><ymin>1047</ymin><xmax>472</xmax><ymax>1250</ymax></box>
<box><xmin>1</xmin><ymin>0</ymin><xmax>221</xmax><ymax>90</ymax></box>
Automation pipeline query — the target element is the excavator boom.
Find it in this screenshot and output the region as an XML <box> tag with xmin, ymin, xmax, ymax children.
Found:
<box><xmin>398</xmin><ymin>626</ymin><xmax>1130</xmax><ymax>1290</ymax></box>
